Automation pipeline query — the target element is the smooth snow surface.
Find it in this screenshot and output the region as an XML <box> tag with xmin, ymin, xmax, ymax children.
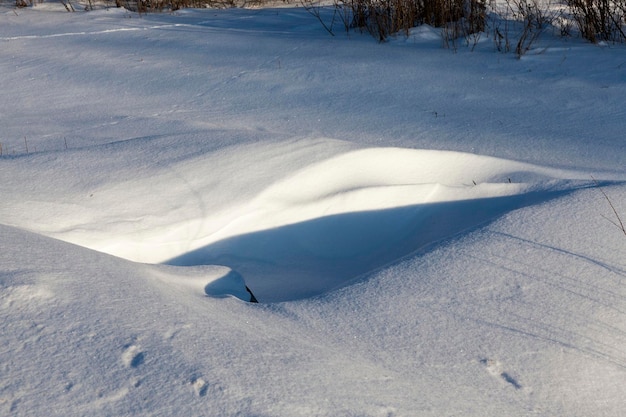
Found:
<box><xmin>1</xmin><ymin>4</ymin><xmax>625</xmax><ymax>417</ymax></box>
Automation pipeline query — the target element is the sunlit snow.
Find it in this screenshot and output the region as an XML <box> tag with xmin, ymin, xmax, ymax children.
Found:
<box><xmin>1</xmin><ymin>3</ymin><xmax>625</xmax><ymax>417</ymax></box>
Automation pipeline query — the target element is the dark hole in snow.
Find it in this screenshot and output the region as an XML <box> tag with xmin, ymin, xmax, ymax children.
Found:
<box><xmin>246</xmin><ymin>286</ymin><xmax>258</xmax><ymax>303</ymax></box>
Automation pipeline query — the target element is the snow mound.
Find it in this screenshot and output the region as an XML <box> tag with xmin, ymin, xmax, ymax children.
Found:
<box><xmin>0</xmin><ymin>139</ymin><xmax>600</xmax><ymax>301</ymax></box>
<box><xmin>168</xmin><ymin>146</ymin><xmax>594</xmax><ymax>301</ymax></box>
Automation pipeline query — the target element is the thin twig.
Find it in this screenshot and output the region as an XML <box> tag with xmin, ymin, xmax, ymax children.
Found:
<box><xmin>592</xmin><ymin>176</ymin><xmax>626</xmax><ymax>236</ymax></box>
<box><xmin>301</xmin><ymin>0</ymin><xmax>335</xmax><ymax>36</ymax></box>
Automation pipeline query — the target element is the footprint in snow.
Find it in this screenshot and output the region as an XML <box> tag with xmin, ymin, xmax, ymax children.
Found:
<box><xmin>480</xmin><ymin>358</ymin><xmax>522</xmax><ymax>389</ymax></box>
<box><xmin>122</xmin><ymin>344</ymin><xmax>145</xmax><ymax>368</ymax></box>
<box><xmin>191</xmin><ymin>377</ymin><xmax>208</xmax><ymax>397</ymax></box>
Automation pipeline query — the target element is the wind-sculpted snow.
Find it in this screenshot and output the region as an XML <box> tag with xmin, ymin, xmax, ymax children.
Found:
<box><xmin>165</xmin><ymin>145</ymin><xmax>595</xmax><ymax>301</ymax></box>
<box><xmin>0</xmin><ymin>139</ymin><xmax>597</xmax><ymax>301</ymax></box>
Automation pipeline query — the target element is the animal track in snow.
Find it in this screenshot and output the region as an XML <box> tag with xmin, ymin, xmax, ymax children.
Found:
<box><xmin>191</xmin><ymin>377</ymin><xmax>208</xmax><ymax>397</ymax></box>
<box><xmin>122</xmin><ymin>344</ymin><xmax>145</xmax><ymax>368</ymax></box>
<box><xmin>480</xmin><ymin>358</ymin><xmax>522</xmax><ymax>389</ymax></box>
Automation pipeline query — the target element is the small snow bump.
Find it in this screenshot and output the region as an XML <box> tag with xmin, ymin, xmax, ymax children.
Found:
<box><xmin>1</xmin><ymin>284</ymin><xmax>54</xmax><ymax>309</ymax></box>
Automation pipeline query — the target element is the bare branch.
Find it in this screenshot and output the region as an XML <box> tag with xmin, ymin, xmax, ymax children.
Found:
<box><xmin>592</xmin><ymin>176</ymin><xmax>626</xmax><ymax>236</ymax></box>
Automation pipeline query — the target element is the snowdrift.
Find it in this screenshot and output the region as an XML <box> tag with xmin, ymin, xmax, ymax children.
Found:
<box><xmin>0</xmin><ymin>139</ymin><xmax>606</xmax><ymax>301</ymax></box>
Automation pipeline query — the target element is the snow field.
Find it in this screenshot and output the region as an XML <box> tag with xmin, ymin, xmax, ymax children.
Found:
<box><xmin>1</xmin><ymin>4</ymin><xmax>625</xmax><ymax>417</ymax></box>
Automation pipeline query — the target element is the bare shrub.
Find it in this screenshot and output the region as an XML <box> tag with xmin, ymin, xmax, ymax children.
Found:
<box><xmin>509</xmin><ymin>0</ymin><xmax>548</xmax><ymax>56</ymax></box>
<box><xmin>492</xmin><ymin>14</ymin><xmax>512</xmax><ymax>51</ymax></box>
<box><xmin>115</xmin><ymin>0</ymin><xmax>270</xmax><ymax>12</ymax></box>
<box><xmin>331</xmin><ymin>0</ymin><xmax>621</xmax><ymax>51</ymax></box>
<box><xmin>63</xmin><ymin>0</ymin><xmax>76</xmax><ymax>10</ymax></box>
<box><xmin>301</xmin><ymin>0</ymin><xmax>339</xmax><ymax>36</ymax></box>
<box><xmin>565</xmin><ymin>0</ymin><xmax>626</xmax><ymax>42</ymax></box>
<box><xmin>337</xmin><ymin>0</ymin><xmax>486</xmax><ymax>41</ymax></box>
<box><xmin>489</xmin><ymin>0</ymin><xmax>565</xmax><ymax>56</ymax></box>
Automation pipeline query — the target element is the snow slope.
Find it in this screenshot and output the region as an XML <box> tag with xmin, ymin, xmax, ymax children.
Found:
<box><xmin>1</xmin><ymin>4</ymin><xmax>625</xmax><ymax>416</ymax></box>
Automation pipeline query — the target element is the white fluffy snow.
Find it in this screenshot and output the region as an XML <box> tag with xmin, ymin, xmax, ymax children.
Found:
<box><xmin>1</xmin><ymin>3</ymin><xmax>625</xmax><ymax>416</ymax></box>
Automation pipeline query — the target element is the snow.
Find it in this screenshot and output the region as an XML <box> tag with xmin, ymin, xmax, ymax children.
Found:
<box><xmin>1</xmin><ymin>3</ymin><xmax>625</xmax><ymax>416</ymax></box>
